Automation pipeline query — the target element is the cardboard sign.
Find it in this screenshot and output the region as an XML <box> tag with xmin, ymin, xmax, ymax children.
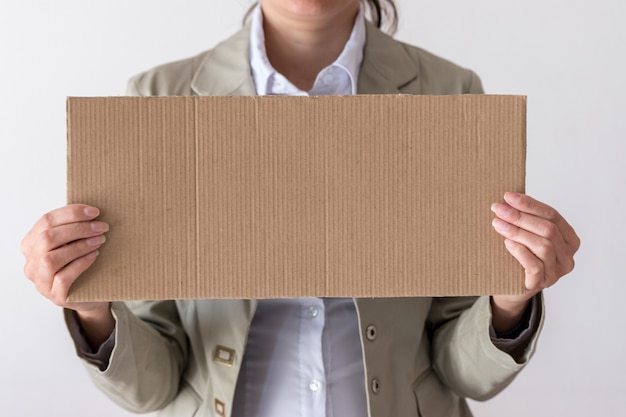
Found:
<box><xmin>67</xmin><ymin>95</ymin><xmax>526</xmax><ymax>301</ymax></box>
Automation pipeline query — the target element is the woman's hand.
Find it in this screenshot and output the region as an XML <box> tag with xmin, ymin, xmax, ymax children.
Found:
<box><xmin>490</xmin><ymin>192</ymin><xmax>580</xmax><ymax>332</ymax></box>
<box><xmin>21</xmin><ymin>204</ymin><xmax>114</xmax><ymax>347</ymax></box>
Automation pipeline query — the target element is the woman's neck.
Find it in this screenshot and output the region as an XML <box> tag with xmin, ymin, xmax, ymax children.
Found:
<box><xmin>261</xmin><ymin>1</ymin><xmax>359</xmax><ymax>91</ymax></box>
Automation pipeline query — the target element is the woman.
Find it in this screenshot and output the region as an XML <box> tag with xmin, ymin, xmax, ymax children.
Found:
<box><xmin>21</xmin><ymin>1</ymin><xmax>580</xmax><ymax>416</ymax></box>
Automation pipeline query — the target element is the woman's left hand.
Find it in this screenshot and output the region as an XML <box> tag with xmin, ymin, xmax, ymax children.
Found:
<box><xmin>489</xmin><ymin>192</ymin><xmax>580</xmax><ymax>331</ymax></box>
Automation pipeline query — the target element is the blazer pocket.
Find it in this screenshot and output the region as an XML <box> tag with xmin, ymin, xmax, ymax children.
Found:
<box><xmin>413</xmin><ymin>370</ymin><xmax>457</xmax><ymax>417</ymax></box>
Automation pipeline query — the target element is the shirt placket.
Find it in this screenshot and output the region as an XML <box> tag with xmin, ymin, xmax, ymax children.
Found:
<box><xmin>300</xmin><ymin>298</ymin><xmax>326</xmax><ymax>417</ymax></box>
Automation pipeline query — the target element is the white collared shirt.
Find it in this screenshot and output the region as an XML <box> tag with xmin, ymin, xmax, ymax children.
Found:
<box><xmin>231</xmin><ymin>5</ymin><xmax>369</xmax><ymax>417</ymax></box>
<box><xmin>249</xmin><ymin>4</ymin><xmax>365</xmax><ymax>96</ymax></box>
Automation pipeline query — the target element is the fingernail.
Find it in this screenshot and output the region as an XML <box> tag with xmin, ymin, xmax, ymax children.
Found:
<box><xmin>504</xmin><ymin>192</ymin><xmax>521</xmax><ymax>205</ymax></box>
<box><xmin>491</xmin><ymin>202</ymin><xmax>516</xmax><ymax>219</ymax></box>
<box><xmin>492</xmin><ymin>218</ymin><xmax>510</xmax><ymax>232</ymax></box>
<box><xmin>504</xmin><ymin>239</ymin><xmax>515</xmax><ymax>248</ymax></box>
<box><xmin>90</xmin><ymin>222</ymin><xmax>109</xmax><ymax>232</ymax></box>
<box><xmin>84</xmin><ymin>206</ymin><xmax>99</xmax><ymax>217</ymax></box>
<box><xmin>491</xmin><ymin>202</ymin><xmax>508</xmax><ymax>216</ymax></box>
<box><xmin>86</xmin><ymin>250</ymin><xmax>99</xmax><ymax>260</ymax></box>
<box><xmin>86</xmin><ymin>235</ymin><xmax>106</xmax><ymax>247</ymax></box>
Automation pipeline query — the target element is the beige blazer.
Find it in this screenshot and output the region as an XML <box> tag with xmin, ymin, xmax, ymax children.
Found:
<box><xmin>77</xmin><ymin>21</ymin><xmax>543</xmax><ymax>417</ymax></box>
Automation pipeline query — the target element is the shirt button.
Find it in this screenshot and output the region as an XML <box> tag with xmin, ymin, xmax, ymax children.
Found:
<box><xmin>365</xmin><ymin>325</ymin><xmax>377</xmax><ymax>341</ymax></box>
<box><xmin>371</xmin><ymin>378</ymin><xmax>381</xmax><ymax>394</ymax></box>
<box><xmin>309</xmin><ymin>379</ymin><xmax>322</xmax><ymax>392</ymax></box>
<box><xmin>308</xmin><ymin>306</ymin><xmax>319</xmax><ymax>318</ymax></box>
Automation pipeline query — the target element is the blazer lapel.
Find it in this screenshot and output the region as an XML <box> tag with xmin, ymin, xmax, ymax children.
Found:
<box><xmin>357</xmin><ymin>22</ymin><xmax>420</xmax><ymax>94</ymax></box>
<box><xmin>189</xmin><ymin>20</ymin><xmax>419</xmax><ymax>96</ymax></box>
<box><xmin>191</xmin><ymin>25</ymin><xmax>256</xmax><ymax>96</ymax></box>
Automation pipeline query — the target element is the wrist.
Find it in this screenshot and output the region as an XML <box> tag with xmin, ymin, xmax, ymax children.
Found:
<box><xmin>75</xmin><ymin>302</ymin><xmax>112</xmax><ymax>321</ymax></box>
<box><xmin>490</xmin><ymin>296</ymin><xmax>531</xmax><ymax>333</ymax></box>
<box><xmin>75</xmin><ymin>303</ymin><xmax>115</xmax><ymax>350</ymax></box>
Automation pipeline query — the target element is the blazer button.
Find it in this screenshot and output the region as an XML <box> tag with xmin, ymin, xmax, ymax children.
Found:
<box><xmin>365</xmin><ymin>325</ymin><xmax>377</xmax><ymax>341</ymax></box>
<box><xmin>371</xmin><ymin>377</ymin><xmax>381</xmax><ymax>394</ymax></box>
<box><xmin>213</xmin><ymin>345</ymin><xmax>236</xmax><ymax>367</ymax></box>
<box><xmin>215</xmin><ymin>398</ymin><xmax>226</xmax><ymax>416</ymax></box>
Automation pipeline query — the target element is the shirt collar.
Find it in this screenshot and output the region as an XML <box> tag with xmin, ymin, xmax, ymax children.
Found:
<box><xmin>249</xmin><ymin>4</ymin><xmax>365</xmax><ymax>95</ymax></box>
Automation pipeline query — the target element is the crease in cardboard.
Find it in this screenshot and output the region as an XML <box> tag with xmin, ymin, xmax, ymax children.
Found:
<box><xmin>194</xmin><ymin>97</ymin><xmax>200</xmax><ymax>298</ymax></box>
<box><xmin>323</xmin><ymin>98</ymin><xmax>330</xmax><ymax>296</ymax></box>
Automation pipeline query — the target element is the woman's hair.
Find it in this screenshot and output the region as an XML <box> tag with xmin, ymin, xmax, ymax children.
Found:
<box><xmin>244</xmin><ymin>1</ymin><xmax>398</xmax><ymax>34</ymax></box>
<box><xmin>362</xmin><ymin>0</ymin><xmax>398</xmax><ymax>34</ymax></box>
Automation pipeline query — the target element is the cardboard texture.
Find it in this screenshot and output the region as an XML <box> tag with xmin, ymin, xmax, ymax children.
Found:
<box><xmin>67</xmin><ymin>95</ymin><xmax>526</xmax><ymax>301</ymax></box>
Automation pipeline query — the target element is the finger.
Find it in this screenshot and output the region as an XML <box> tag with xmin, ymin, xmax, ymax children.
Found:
<box><xmin>491</xmin><ymin>202</ymin><xmax>566</xmax><ymax>244</ymax></box>
<box><xmin>32</xmin><ymin>205</ymin><xmax>100</xmax><ymax>234</ymax></box>
<box><xmin>37</xmin><ymin>235</ymin><xmax>106</xmax><ymax>279</ymax></box>
<box><xmin>502</xmin><ymin>193</ymin><xmax>579</xmax><ymax>248</ymax></box>
<box><xmin>22</xmin><ymin>205</ymin><xmax>102</xmax><ymax>255</ymax></box>
<box><xmin>502</xmin><ymin>239</ymin><xmax>545</xmax><ymax>291</ymax></box>
<box><xmin>49</xmin><ymin>251</ymin><xmax>100</xmax><ymax>306</ymax></box>
<box><xmin>37</xmin><ymin>220</ymin><xmax>109</xmax><ymax>252</ymax></box>
<box><xmin>492</xmin><ymin>217</ymin><xmax>558</xmax><ymax>276</ymax></box>
<box><xmin>491</xmin><ymin>203</ymin><xmax>570</xmax><ymax>268</ymax></box>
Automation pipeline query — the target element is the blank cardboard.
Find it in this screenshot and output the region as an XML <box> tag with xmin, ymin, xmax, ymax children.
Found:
<box><xmin>67</xmin><ymin>95</ymin><xmax>526</xmax><ymax>301</ymax></box>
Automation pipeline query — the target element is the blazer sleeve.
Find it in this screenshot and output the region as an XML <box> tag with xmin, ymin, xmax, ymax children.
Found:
<box><xmin>428</xmin><ymin>294</ymin><xmax>544</xmax><ymax>401</ymax></box>
<box><xmin>73</xmin><ymin>301</ymin><xmax>189</xmax><ymax>413</ymax></box>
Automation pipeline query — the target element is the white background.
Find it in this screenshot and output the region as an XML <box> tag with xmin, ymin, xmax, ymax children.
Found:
<box><xmin>1</xmin><ymin>1</ymin><xmax>624</xmax><ymax>416</ymax></box>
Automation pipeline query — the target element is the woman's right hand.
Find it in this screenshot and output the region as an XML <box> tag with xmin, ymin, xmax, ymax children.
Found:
<box><xmin>21</xmin><ymin>204</ymin><xmax>109</xmax><ymax>311</ymax></box>
<box><xmin>21</xmin><ymin>205</ymin><xmax>115</xmax><ymax>348</ymax></box>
